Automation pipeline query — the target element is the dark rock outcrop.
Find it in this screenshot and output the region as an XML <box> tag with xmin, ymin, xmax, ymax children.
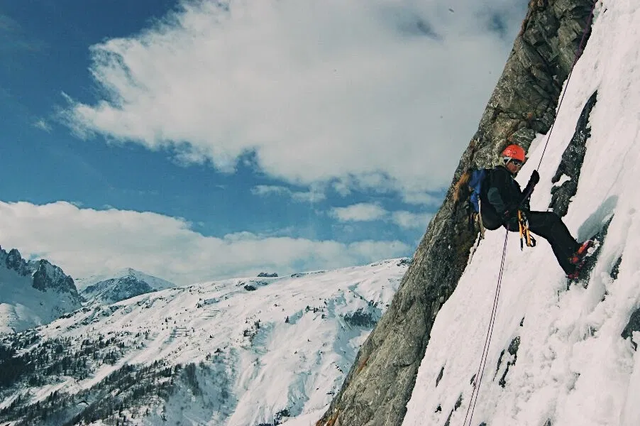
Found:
<box><xmin>498</xmin><ymin>336</ymin><xmax>521</xmax><ymax>387</ymax></box>
<box><xmin>2</xmin><ymin>248</ymin><xmax>30</xmax><ymax>276</ymax></box>
<box><xmin>435</xmin><ymin>366</ymin><xmax>444</xmax><ymax>387</ymax></box>
<box><xmin>443</xmin><ymin>394</ymin><xmax>463</xmax><ymax>426</ymax></box>
<box><xmin>0</xmin><ymin>246</ymin><xmax>79</xmax><ymax>296</ymax></box>
<box><xmin>31</xmin><ymin>260</ymin><xmax>77</xmax><ymax>294</ymax></box>
<box><xmin>343</xmin><ymin>308</ymin><xmax>380</xmax><ymax>328</ymax></box>
<box><xmin>622</xmin><ymin>309</ymin><xmax>640</xmax><ymax>350</ymax></box>
<box><xmin>610</xmin><ymin>256</ymin><xmax>622</xmax><ymax>280</ymax></box>
<box><xmin>549</xmin><ymin>91</ymin><xmax>598</xmax><ymax>217</ymax></box>
<box><xmin>318</xmin><ymin>1</ymin><xmax>595</xmax><ymax>425</ymax></box>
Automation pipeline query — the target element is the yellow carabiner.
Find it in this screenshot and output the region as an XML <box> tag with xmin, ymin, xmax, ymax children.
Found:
<box><xmin>517</xmin><ymin>210</ymin><xmax>536</xmax><ymax>249</ymax></box>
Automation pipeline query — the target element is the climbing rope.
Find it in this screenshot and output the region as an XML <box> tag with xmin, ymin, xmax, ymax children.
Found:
<box><xmin>463</xmin><ymin>2</ymin><xmax>598</xmax><ymax>425</ymax></box>
<box><xmin>462</xmin><ymin>229</ymin><xmax>509</xmax><ymax>426</ymax></box>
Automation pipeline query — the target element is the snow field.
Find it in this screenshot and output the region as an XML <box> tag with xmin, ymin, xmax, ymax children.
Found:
<box><xmin>25</xmin><ymin>259</ymin><xmax>406</xmax><ymax>425</ymax></box>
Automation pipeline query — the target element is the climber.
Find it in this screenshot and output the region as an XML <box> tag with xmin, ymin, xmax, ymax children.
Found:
<box><xmin>480</xmin><ymin>144</ymin><xmax>591</xmax><ymax>278</ymax></box>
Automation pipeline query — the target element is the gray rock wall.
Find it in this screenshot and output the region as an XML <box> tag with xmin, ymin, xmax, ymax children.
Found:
<box><xmin>317</xmin><ymin>1</ymin><xmax>595</xmax><ymax>425</ymax></box>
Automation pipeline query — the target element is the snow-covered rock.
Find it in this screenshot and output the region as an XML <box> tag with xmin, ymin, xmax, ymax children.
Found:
<box><xmin>0</xmin><ymin>259</ymin><xmax>408</xmax><ymax>425</ymax></box>
<box><xmin>79</xmin><ymin>268</ymin><xmax>176</xmax><ymax>305</ymax></box>
<box><xmin>0</xmin><ymin>247</ymin><xmax>82</xmax><ymax>333</ymax></box>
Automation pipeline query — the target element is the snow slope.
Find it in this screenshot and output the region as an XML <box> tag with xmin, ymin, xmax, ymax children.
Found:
<box><xmin>403</xmin><ymin>1</ymin><xmax>640</xmax><ymax>425</ymax></box>
<box><xmin>0</xmin><ymin>259</ymin><xmax>407</xmax><ymax>425</ymax></box>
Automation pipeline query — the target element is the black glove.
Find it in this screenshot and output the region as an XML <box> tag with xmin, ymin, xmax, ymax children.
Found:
<box><xmin>522</xmin><ymin>170</ymin><xmax>540</xmax><ymax>199</ymax></box>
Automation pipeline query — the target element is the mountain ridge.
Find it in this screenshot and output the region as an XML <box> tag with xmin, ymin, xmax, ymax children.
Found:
<box><xmin>0</xmin><ymin>258</ymin><xmax>409</xmax><ymax>425</ymax></box>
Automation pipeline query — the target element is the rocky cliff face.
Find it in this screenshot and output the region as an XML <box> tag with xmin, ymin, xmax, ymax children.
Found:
<box><xmin>0</xmin><ymin>247</ymin><xmax>78</xmax><ymax>296</ymax></box>
<box><xmin>2</xmin><ymin>248</ymin><xmax>30</xmax><ymax>277</ymax></box>
<box><xmin>318</xmin><ymin>1</ymin><xmax>595</xmax><ymax>425</ymax></box>
<box><xmin>0</xmin><ymin>247</ymin><xmax>82</xmax><ymax>333</ymax></box>
<box><xmin>31</xmin><ymin>260</ymin><xmax>78</xmax><ymax>294</ymax></box>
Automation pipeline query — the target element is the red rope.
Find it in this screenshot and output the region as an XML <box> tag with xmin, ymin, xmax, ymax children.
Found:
<box><xmin>462</xmin><ymin>229</ymin><xmax>508</xmax><ymax>426</ymax></box>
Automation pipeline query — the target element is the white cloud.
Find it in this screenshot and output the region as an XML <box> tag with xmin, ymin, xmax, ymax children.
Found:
<box><xmin>401</xmin><ymin>191</ymin><xmax>444</xmax><ymax>207</ymax></box>
<box><xmin>391</xmin><ymin>211</ymin><xmax>433</xmax><ymax>230</ymax></box>
<box><xmin>64</xmin><ymin>0</ymin><xmax>527</xmax><ymax>197</ymax></box>
<box><xmin>330</xmin><ymin>203</ymin><xmax>388</xmax><ymax>222</ymax></box>
<box><xmin>251</xmin><ymin>185</ymin><xmax>326</xmax><ymax>203</ymax></box>
<box><xmin>332</xmin><ymin>181</ymin><xmax>352</xmax><ymax>197</ymax></box>
<box><xmin>251</xmin><ymin>185</ymin><xmax>289</xmax><ymax>197</ymax></box>
<box><xmin>33</xmin><ymin>119</ymin><xmax>52</xmax><ymax>132</ymax></box>
<box><xmin>329</xmin><ymin>202</ymin><xmax>432</xmax><ymax>230</ymax></box>
<box><xmin>291</xmin><ymin>190</ymin><xmax>326</xmax><ymax>204</ymax></box>
<box><xmin>0</xmin><ymin>201</ymin><xmax>409</xmax><ymax>285</ymax></box>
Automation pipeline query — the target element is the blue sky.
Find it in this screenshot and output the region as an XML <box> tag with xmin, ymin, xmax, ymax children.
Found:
<box><xmin>0</xmin><ymin>0</ymin><xmax>527</xmax><ymax>284</ymax></box>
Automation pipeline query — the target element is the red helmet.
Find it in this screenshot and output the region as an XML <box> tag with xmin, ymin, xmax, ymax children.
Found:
<box><xmin>501</xmin><ymin>144</ymin><xmax>526</xmax><ymax>162</ymax></box>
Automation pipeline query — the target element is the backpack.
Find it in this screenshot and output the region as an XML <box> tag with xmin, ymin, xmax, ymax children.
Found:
<box><xmin>468</xmin><ymin>169</ymin><xmax>489</xmax><ymax>213</ymax></box>
<box><xmin>454</xmin><ymin>168</ymin><xmax>492</xmax><ymax>235</ymax></box>
<box><xmin>454</xmin><ymin>168</ymin><xmax>491</xmax><ymax>212</ymax></box>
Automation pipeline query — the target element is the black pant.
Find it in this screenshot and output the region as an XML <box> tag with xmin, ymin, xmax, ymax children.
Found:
<box><xmin>484</xmin><ymin>210</ymin><xmax>580</xmax><ymax>274</ymax></box>
<box><xmin>514</xmin><ymin>211</ymin><xmax>580</xmax><ymax>274</ymax></box>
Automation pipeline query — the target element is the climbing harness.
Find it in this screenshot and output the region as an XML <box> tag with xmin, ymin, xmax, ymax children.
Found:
<box><xmin>517</xmin><ymin>210</ymin><xmax>536</xmax><ymax>250</ymax></box>
<box><xmin>463</xmin><ymin>2</ymin><xmax>598</xmax><ymax>425</ymax></box>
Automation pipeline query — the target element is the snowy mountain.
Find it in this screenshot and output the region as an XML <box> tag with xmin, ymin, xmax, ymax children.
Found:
<box><xmin>0</xmin><ymin>247</ymin><xmax>82</xmax><ymax>333</ymax></box>
<box><xmin>0</xmin><ymin>259</ymin><xmax>408</xmax><ymax>425</ymax></box>
<box><xmin>78</xmin><ymin>268</ymin><xmax>176</xmax><ymax>305</ymax></box>
<box><xmin>5</xmin><ymin>1</ymin><xmax>640</xmax><ymax>426</ymax></box>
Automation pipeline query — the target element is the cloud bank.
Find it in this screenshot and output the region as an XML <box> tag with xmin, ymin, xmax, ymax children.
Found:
<box><xmin>65</xmin><ymin>0</ymin><xmax>527</xmax><ymax>198</ymax></box>
<box><xmin>0</xmin><ymin>201</ymin><xmax>409</xmax><ymax>285</ymax></box>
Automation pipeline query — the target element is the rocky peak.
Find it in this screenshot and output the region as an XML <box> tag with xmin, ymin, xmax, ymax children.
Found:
<box><xmin>0</xmin><ymin>247</ymin><xmax>30</xmax><ymax>276</ymax></box>
<box><xmin>0</xmin><ymin>246</ymin><xmax>79</xmax><ymax>296</ymax></box>
<box><xmin>81</xmin><ymin>270</ymin><xmax>173</xmax><ymax>305</ymax></box>
<box><xmin>30</xmin><ymin>259</ymin><xmax>78</xmax><ymax>295</ymax></box>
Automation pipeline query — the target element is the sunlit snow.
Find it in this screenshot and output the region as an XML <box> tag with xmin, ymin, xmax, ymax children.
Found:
<box><xmin>2</xmin><ymin>259</ymin><xmax>406</xmax><ymax>425</ymax></box>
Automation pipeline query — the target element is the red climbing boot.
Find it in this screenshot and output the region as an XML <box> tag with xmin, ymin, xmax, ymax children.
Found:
<box><xmin>570</xmin><ymin>240</ymin><xmax>594</xmax><ymax>266</ymax></box>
